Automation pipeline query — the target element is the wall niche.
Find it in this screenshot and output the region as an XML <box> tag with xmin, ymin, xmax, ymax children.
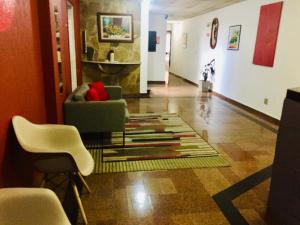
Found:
<box><xmin>80</xmin><ymin>0</ymin><xmax>141</xmax><ymax>95</ymax></box>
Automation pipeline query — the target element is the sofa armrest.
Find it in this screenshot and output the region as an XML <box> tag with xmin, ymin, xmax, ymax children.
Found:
<box><xmin>64</xmin><ymin>100</ymin><xmax>126</xmax><ymax>133</ymax></box>
<box><xmin>105</xmin><ymin>86</ymin><xmax>122</xmax><ymax>100</ymax></box>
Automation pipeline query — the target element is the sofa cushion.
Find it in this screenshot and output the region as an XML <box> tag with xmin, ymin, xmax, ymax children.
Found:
<box><xmin>72</xmin><ymin>94</ymin><xmax>86</xmax><ymax>102</ymax></box>
<box><xmin>86</xmin><ymin>87</ymin><xmax>100</xmax><ymax>101</ymax></box>
<box><xmin>72</xmin><ymin>84</ymin><xmax>89</xmax><ymax>102</ymax></box>
<box><xmin>89</xmin><ymin>81</ymin><xmax>109</xmax><ymax>101</ymax></box>
<box><xmin>105</xmin><ymin>86</ymin><xmax>122</xmax><ymax>100</ymax></box>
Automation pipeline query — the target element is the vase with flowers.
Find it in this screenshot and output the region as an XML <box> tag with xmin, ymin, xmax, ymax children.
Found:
<box><xmin>201</xmin><ymin>59</ymin><xmax>215</xmax><ymax>92</ymax></box>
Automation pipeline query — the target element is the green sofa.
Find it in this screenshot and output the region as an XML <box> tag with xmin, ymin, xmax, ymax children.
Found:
<box><xmin>64</xmin><ymin>84</ymin><xmax>129</xmax><ymax>134</ymax></box>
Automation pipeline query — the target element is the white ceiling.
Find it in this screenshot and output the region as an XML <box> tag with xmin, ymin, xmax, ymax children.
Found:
<box><xmin>149</xmin><ymin>0</ymin><xmax>245</xmax><ymax>20</ymax></box>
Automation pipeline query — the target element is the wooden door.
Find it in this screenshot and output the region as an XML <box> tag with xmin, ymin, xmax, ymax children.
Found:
<box><xmin>38</xmin><ymin>0</ymin><xmax>73</xmax><ymax>124</ymax></box>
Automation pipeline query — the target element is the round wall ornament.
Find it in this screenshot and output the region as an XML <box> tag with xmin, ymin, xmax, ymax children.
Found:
<box><xmin>210</xmin><ymin>18</ymin><xmax>219</xmax><ymax>49</ymax></box>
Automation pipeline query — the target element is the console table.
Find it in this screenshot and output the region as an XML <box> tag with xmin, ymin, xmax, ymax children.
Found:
<box><xmin>82</xmin><ymin>60</ymin><xmax>140</xmax><ymax>85</ymax></box>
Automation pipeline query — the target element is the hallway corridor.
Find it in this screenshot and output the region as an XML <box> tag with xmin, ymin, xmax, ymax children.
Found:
<box><xmin>77</xmin><ymin>74</ymin><xmax>278</xmax><ymax>224</ymax></box>
<box><xmin>149</xmin><ymin>74</ymin><xmax>203</xmax><ymax>98</ymax></box>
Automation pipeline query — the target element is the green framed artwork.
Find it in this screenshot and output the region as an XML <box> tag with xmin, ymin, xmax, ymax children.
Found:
<box><xmin>228</xmin><ymin>25</ymin><xmax>242</xmax><ymax>50</ymax></box>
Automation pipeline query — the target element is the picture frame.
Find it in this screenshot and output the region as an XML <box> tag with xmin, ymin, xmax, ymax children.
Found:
<box><xmin>97</xmin><ymin>13</ymin><xmax>134</xmax><ymax>43</ymax></box>
<box><xmin>228</xmin><ymin>25</ymin><xmax>242</xmax><ymax>50</ymax></box>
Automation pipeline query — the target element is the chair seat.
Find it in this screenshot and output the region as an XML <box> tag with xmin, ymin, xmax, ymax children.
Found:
<box><xmin>0</xmin><ymin>188</ymin><xmax>71</xmax><ymax>225</ymax></box>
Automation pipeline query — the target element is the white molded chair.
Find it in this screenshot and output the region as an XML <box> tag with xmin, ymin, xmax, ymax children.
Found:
<box><xmin>12</xmin><ymin>116</ymin><xmax>95</xmax><ymax>225</ymax></box>
<box><xmin>0</xmin><ymin>188</ymin><xmax>71</xmax><ymax>225</ymax></box>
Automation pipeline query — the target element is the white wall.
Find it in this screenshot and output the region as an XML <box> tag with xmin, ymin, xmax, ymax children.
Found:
<box><xmin>140</xmin><ymin>0</ymin><xmax>149</xmax><ymax>93</ymax></box>
<box><xmin>167</xmin><ymin>23</ymin><xmax>172</xmax><ymax>31</ymax></box>
<box><xmin>170</xmin><ymin>0</ymin><xmax>300</xmax><ymax>119</ymax></box>
<box><xmin>148</xmin><ymin>14</ymin><xmax>167</xmax><ymax>82</ymax></box>
<box><xmin>67</xmin><ymin>3</ymin><xmax>77</xmax><ymax>91</ymax></box>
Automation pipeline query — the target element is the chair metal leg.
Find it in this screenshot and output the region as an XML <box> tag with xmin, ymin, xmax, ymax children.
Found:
<box><xmin>71</xmin><ymin>178</ymin><xmax>88</xmax><ymax>225</ymax></box>
<box><xmin>123</xmin><ymin>131</ymin><xmax>125</xmax><ymax>148</ymax></box>
<box><xmin>77</xmin><ymin>172</ymin><xmax>91</xmax><ymax>194</ymax></box>
<box><xmin>101</xmin><ymin>133</ymin><xmax>104</xmax><ymax>150</ymax></box>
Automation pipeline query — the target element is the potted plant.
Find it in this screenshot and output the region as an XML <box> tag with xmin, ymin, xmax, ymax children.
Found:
<box><xmin>201</xmin><ymin>59</ymin><xmax>215</xmax><ymax>92</ymax></box>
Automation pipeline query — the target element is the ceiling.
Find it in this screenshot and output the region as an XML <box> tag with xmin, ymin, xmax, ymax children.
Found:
<box><xmin>149</xmin><ymin>0</ymin><xmax>245</xmax><ymax>20</ymax></box>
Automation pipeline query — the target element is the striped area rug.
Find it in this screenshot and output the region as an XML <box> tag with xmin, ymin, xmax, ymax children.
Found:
<box><xmin>86</xmin><ymin>113</ymin><xmax>230</xmax><ymax>173</ymax></box>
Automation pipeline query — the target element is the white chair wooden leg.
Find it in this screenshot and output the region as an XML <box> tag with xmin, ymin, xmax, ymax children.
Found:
<box><xmin>77</xmin><ymin>172</ymin><xmax>91</xmax><ymax>194</ymax></box>
<box><xmin>71</xmin><ymin>179</ymin><xmax>88</xmax><ymax>225</ymax></box>
<box><xmin>40</xmin><ymin>174</ymin><xmax>48</xmax><ymax>188</ymax></box>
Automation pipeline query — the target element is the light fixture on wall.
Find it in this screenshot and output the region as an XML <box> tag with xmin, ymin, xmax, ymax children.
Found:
<box><xmin>82</xmin><ymin>30</ymin><xmax>87</xmax><ymax>54</ymax></box>
<box><xmin>0</xmin><ymin>0</ymin><xmax>16</xmax><ymax>32</ymax></box>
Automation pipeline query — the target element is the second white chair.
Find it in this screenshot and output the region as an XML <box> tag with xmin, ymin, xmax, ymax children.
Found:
<box><xmin>0</xmin><ymin>188</ymin><xmax>71</xmax><ymax>225</ymax></box>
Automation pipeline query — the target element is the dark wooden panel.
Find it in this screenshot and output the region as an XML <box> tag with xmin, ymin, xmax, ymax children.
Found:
<box><xmin>267</xmin><ymin>88</ymin><xmax>300</xmax><ymax>224</ymax></box>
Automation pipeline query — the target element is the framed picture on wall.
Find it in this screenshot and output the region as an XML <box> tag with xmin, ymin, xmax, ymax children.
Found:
<box><xmin>181</xmin><ymin>32</ymin><xmax>187</xmax><ymax>49</ymax></box>
<box><xmin>227</xmin><ymin>25</ymin><xmax>242</xmax><ymax>50</ymax></box>
<box><xmin>97</xmin><ymin>13</ymin><xmax>134</xmax><ymax>43</ymax></box>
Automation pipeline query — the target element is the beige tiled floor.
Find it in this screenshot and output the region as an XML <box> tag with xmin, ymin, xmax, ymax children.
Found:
<box><xmin>77</xmin><ymin>74</ymin><xmax>277</xmax><ymax>224</ymax></box>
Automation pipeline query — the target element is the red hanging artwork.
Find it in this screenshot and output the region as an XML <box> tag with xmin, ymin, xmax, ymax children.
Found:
<box><xmin>253</xmin><ymin>2</ymin><xmax>283</xmax><ymax>67</ymax></box>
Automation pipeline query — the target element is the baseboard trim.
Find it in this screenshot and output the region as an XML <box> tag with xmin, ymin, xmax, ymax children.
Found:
<box><xmin>213</xmin><ymin>92</ymin><xmax>280</xmax><ymax>125</ymax></box>
<box><xmin>148</xmin><ymin>81</ymin><xmax>166</xmax><ymax>85</ymax></box>
<box><xmin>124</xmin><ymin>89</ymin><xmax>151</xmax><ymax>98</ymax></box>
<box><xmin>170</xmin><ymin>72</ymin><xmax>199</xmax><ymax>87</ymax></box>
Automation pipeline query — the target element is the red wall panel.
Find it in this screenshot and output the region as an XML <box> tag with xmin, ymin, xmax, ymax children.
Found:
<box><xmin>253</xmin><ymin>2</ymin><xmax>283</xmax><ymax>67</ymax></box>
<box><xmin>0</xmin><ymin>0</ymin><xmax>81</xmax><ymax>187</ymax></box>
<box><xmin>0</xmin><ymin>0</ymin><xmax>48</xmax><ymax>186</ymax></box>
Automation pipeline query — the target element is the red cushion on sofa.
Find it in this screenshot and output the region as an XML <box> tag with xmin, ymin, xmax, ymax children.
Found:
<box><xmin>86</xmin><ymin>87</ymin><xmax>100</xmax><ymax>101</ymax></box>
<box><xmin>89</xmin><ymin>81</ymin><xmax>109</xmax><ymax>101</ymax></box>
